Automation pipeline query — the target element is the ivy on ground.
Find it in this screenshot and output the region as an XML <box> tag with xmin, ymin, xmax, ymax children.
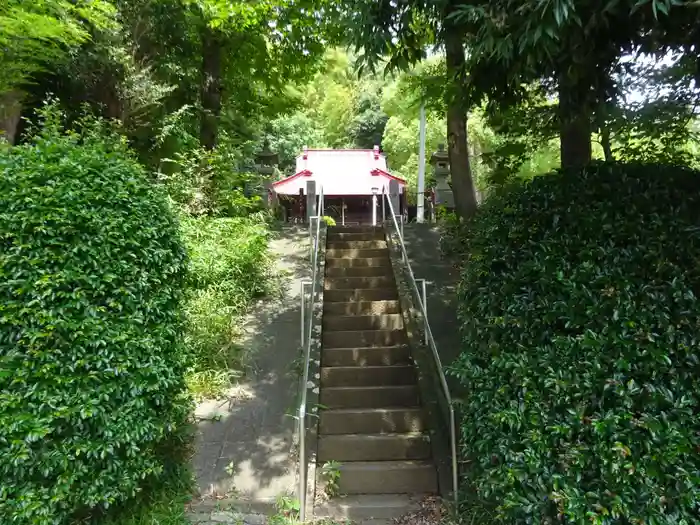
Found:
<box><xmin>451</xmin><ymin>162</ymin><xmax>700</xmax><ymax>524</ymax></box>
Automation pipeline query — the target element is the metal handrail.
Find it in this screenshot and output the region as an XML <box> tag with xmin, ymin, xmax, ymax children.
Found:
<box><xmin>382</xmin><ymin>189</ymin><xmax>459</xmax><ymax>507</ymax></box>
<box><xmin>298</xmin><ymin>187</ymin><xmax>324</xmax><ymax>521</ymax></box>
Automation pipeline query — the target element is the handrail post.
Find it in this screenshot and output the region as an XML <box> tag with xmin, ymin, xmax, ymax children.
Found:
<box><xmin>418</xmin><ymin>279</ymin><xmax>428</xmax><ymax>346</ymax></box>
<box><xmin>298</xmin><ymin>404</ymin><xmax>306</xmax><ymax>521</ymax></box>
<box><xmin>298</xmin><ymin>186</ymin><xmax>325</xmax><ymax>522</ymax></box>
<box><xmin>450</xmin><ymin>406</ymin><xmax>458</xmax><ymax>507</ymax></box>
<box><xmin>382</xmin><ymin>189</ymin><xmax>386</xmax><ymax>223</ymax></box>
<box><xmin>300</xmin><ymin>282</ymin><xmax>305</xmax><ymax>347</ymax></box>
<box><xmin>371</xmin><ymin>192</ymin><xmax>378</xmax><ymax>226</ymax></box>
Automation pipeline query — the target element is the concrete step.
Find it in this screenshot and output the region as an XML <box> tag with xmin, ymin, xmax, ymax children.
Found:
<box><xmin>327</xmin><ymin>231</ymin><xmax>386</xmax><ymax>241</ymax></box>
<box><xmin>329</xmin><ymin>226</ymin><xmax>384</xmax><ymax>234</ymax></box>
<box><xmin>320</xmin><ymin>408</ymin><xmax>426</xmax><ymax>435</ymax></box>
<box><xmin>326</xmin><ymin>248</ymin><xmax>388</xmax><ymax>259</ymax></box>
<box><xmin>320</xmin><ymin>365</ymin><xmax>415</xmax><ymax>387</ymax></box>
<box><xmin>336</xmin><ymin>461</ymin><xmax>438</xmax><ymax>494</ymax></box>
<box><xmin>323</xmin><ymin>313</ymin><xmax>403</xmax><ymax>332</ymax></box>
<box><xmin>324</xmin><ymin>289</ymin><xmax>398</xmax><ymax>303</ymax></box>
<box><xmin>322</xmin><ymin>345</ymin><xmax>410</xmax><ymax>367</ymax></box>
<box><xmin>325</xmin><ymin>256</ymin><xmax>391</xmax><ymax>269</ymax></box>
<box><xmin>318</xmin><ymin>433</ymin><xmax>431</xmax><ymax>462</ymax></box>
<box><xmin>320</xmin><ymin>385</ymin><xmax>419</xmax><ymax>409</ymax></box>
<box><xmin>326</xmin><ymin>240</ymin><xmax>388</xmax><ymax>250</ymax></box>
<box><xmin>324</xmin><ymin>276</ymin><xmax>394</xmax><ymax>290</ymax></box>
<box><xmin>323</xmin><ymin>329</ymin><xmax>406</xmax><ymax>349</ymax></box>
<box><xmin>324</xmin><ymin>300</ymin><xmax>400</xmax><ymax>316</ymax></box>
<box><xmin>326</xmin><ymin>265</ymin><xmax>393</xmax><ymax>278</ymax></box>
<box><xmin>314</xmin><ymin>494</ymin><xmax>424</xmax><ymax>521</ymax></box>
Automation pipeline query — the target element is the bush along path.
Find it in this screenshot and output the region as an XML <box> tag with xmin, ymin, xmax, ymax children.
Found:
<box><xmin>0</xmin><ymin>110</ymin><xmax>191</xmax><ymax>524</ymax></box>
<box><xmin>450</xmin><ymin>162</ymin><xmax>700</xmax><ymax>524</ymax></box>
<box><xmin>188</xmin><ymin>225</ymin><xmax>310</xmax><ymax>516</ymax></box>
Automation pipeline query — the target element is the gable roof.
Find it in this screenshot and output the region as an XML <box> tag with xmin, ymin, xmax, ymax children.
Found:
<box><xmin>272</xmin><ymin>148</ymin><xmax>406</xmax><ymax>196</ymax></box>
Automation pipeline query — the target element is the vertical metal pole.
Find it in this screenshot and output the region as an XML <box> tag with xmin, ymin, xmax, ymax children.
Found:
<box><xmin>450</xmin><ymin>407</ymin><xmax>458</xmax><ymax>508</ymax></box>
<box><xmin>397</xmin><ymin>215</ymin><xmax>404</xmax><ymax>262</ymax></box>
<box><xmin>299</xmin><ymin>412</ymin><xmax>306</xmax><ymax>521</ymax></box>
<box><xmin>417</xmin><ymin>104</ymin><xmax>426</xmax><ymax>223</ymax></box>
<box><xmin>421</xmin><ymin>279</ymin><xmax>428</xmax><ymax>346</ymax></box>
<box><xmin>299</xmin><ymin>279</ymin><xmax>309</xmax><ymax>522</ymax></box>
<box><xmin>382</xmin><ymin>190</ymin><xmax>386</xmax><ymax>222</ymax></box>
<box><xmin>309</xmin><ymin>218</ymin><xmax>314</xmax><ymax>263</ymax></box>
<box><xmin>372</xmin><ymin>194</ymin><xmax>378</xmax><ymax>226</ymax></box>
<box><xmin>300</xmin><ymin>282</ymin><xmax>305</xmax><ymax>347</ymax></box>
<box><xmin>341</xmin><ymin>198</ymin><xmax>345</xmax><ymax>226</ymax></box>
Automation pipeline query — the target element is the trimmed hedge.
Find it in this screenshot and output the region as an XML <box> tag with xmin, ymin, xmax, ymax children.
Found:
<box><xmin>0</xmin><ymin>121</ymin><xmax>190</xmax><ymax>524</ymax></box>
<box><xmin>450</xmin><ymin>163</ymin><xmax>700</xmax><ymax>523</ymax></box>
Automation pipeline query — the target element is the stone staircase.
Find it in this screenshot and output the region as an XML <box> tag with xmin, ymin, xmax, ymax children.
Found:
<box><xmin>314</xmin><ymin>225</ymin><xmax>437</xmax><ymax>522</ymax></box>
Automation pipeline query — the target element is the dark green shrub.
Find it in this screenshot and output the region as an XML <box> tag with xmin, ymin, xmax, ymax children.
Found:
<box><xmin>451</xmin><ymin>162</ymin><xmax>700</xmax><ymax>524</ymax></box>
<box><xmin>437</xmin><ymin>208</ymin><xmax>467</xmax><ymax>259</ymax></box>
<box><xmin>0</xmin><ymin>112</ymin><xmax>190</xmax><ymax>524</ymax></box>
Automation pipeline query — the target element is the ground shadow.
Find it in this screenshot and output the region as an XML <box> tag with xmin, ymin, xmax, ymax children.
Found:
<box><xmin>191</xmin><ymin>222</ymin><xmax>465</xmax><ymax>506</ymax></box>
<box><xmin>400</xmin><ymin>224</ymin><xmax>463</xmax><ymax>390</ymax></box>
<box><xmin>192</xmin><ymin>224</ymin><xmax>311</xmax><ymax>504</ymax></box>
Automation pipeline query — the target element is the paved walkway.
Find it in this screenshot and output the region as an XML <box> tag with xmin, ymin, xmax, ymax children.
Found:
<box><xmin>401</xmin><ymin>224</ymin><xmax>463</xmax><ymax>396</ymax></box>
<box><xmin>187</xmin><ymin>222</ymin><xmax>459</xmax><ymax>523</ymax></box>
<box><xmin>189</xmin><ymin>226</ymin><xmax>310</xmax><ymax>516</ymax></box>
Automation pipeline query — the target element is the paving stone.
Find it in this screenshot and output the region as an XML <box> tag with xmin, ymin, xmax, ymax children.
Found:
<box><xmin>210</xmin><ymin>511</ymin><xmax>245</xmax><ymax>524</ymax></box>
<box><xmin>187</xmin><ymin>512</ymin><xmax>213</xmax><ymax>524</ymax></box>
<box><xmin>210</xmin><ymin>511</ymin><xmax>239</xmax><ymax>523</ymax></box>
<box><xmin>192</xmin><ymin>227</ymin><xmax>309</xmax><ymax>502</ymax></box>
<box><xmin>240</xmin><ymin>513</ymin><xmax>267</xmax><ymax>525</ymax></box>
<box><xmin>197</xmin><ymin>510</ymin><xmax>267</xmax><ymax>525</ymax></box>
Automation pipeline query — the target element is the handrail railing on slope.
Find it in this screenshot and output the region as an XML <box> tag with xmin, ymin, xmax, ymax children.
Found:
<box><xmin>298</xmin><ymin>187</ymin><xmax>324</xmax><ymax>522</ymax></box>
<box><xmin>381</xmin><ymin>188</ymin><xmax>459</xmax><ymax>507</ymax></box>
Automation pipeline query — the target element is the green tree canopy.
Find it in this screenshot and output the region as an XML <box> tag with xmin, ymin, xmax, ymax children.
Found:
<box><xmin>0</xmin><ymin>0</ymin><xmax>115</xmax><ymax>93</ymax></box>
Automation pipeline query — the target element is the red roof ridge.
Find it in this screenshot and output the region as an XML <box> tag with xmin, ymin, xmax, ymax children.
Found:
<box><xmin>299</xmin><ymin>148</ymin><xmax>384</xmax><ymax>153</ymax></box>
<box><xmin>272</xmin><ymin>169</ymin><xmax>312</xmax><ymax>187</ymax></box>
<box><xmin>370</xmin><ymin>168</ymin><xmax>406</xmax><ymax>184</ymax></box>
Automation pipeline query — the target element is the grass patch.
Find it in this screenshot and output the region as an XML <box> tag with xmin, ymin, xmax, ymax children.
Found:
<box><xmin>181</xmin><ymin>213</ymin><xmax>273</xmax><ymax>399</ymax></box>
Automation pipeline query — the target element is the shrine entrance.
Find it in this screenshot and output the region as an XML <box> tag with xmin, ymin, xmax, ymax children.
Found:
<box><xmin>270</xmin><ymin>147</ymin><xmax>407</xmax><ymax>225</ymax></box>
<box><xmin>324</xmin><ymin>196</ymin><xmax>377</xmax><ymax>226</ymax></box>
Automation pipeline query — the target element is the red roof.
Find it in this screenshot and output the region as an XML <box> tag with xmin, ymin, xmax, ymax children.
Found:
<box><xmin>272</xmin><ymin>148</ymin><xmax>406</xmax><ymax>196</ymax></box>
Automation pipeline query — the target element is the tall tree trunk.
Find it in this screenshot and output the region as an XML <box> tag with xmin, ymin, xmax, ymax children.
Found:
<box><xmin>558</xmin><ymin>72</ymin><xmax>592</xmax><ymax>169</ymax></box>
<box><xmin>601</xmin><ymin>126</ymin><xmax>613</xmax><ymax>162</ymax></box>
<box><xmin>444</xmin><ymin>28</ymin><xmax>478</xmax><ymax>218</ymax></box>
<box><xmin>0</xmin><ymin>90</ymin><xmax>24</xmax><ymax>144</ymax></box>
<box><xmin>200</xmin><ymin>26</ymin><xmax>222</xmax><ymax>150</ymax></box>
<box><xmin>597</xmin><ymin>100</ymin><xmax>614</xmax><ymax>162</ymax></box>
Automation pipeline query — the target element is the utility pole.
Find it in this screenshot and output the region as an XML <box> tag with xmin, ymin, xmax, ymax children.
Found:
<box><xmin>417</xmin><ymin>104</ymin><xmax>426</xmax><ymax>223</ymax></box>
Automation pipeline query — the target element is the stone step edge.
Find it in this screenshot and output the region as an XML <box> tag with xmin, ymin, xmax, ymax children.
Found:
<box><xmin>321</xmin><ymin>364</ymin><xmax>415</xmax><ymax>372</ymax></box>
<box><xmin>318</xmin><ymin>431</ymin><xmax>428</xmax><ymax>439</ymax></box>
<box><xmin>322</xmin><ymin>344</ymin><xmax>409</xmax><ymax>351</ymax></box>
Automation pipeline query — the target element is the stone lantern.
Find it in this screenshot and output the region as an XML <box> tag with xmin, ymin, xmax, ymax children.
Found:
<box><xmin>430</xmin><ymin>143</ymin><xmax>454</xmax><ymax>208</ymax></box>
<box><xmin>255</xmin><ymin>140</ymin><xmax>279</xmax><ymax>178</ymax></box>
<box><xmin>255</xmin><ymin>141</ymin><xmax>279</xmax><ymax>210</ymax></box>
